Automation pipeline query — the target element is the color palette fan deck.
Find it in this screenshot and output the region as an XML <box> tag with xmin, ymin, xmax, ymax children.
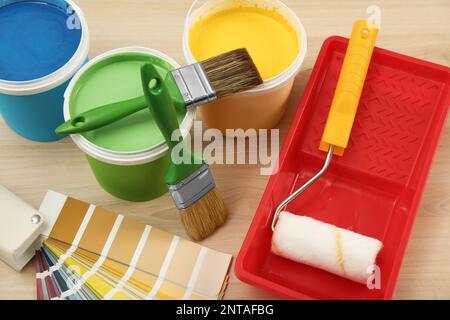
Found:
<box><xmin>35</xmin><ymin>191</ymin><xmax>232</xmax><ymax>300</ymax></box>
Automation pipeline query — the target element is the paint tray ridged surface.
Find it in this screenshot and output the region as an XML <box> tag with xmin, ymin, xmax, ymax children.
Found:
<box><xmin>35</xmin><ymin>191</ymin><xmax>232</xmax><ymax>300</ymax></box>
<box><xmin>235</xmin><ymin>36</ymin><xmax>450</xmax><ymax>300</ymax></box>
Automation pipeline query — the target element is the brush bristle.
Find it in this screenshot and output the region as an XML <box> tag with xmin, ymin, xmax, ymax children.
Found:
<box><xmin>201</xmin><ymin>48</ymin><xmax>263</xmax><ymax>98</ymax></box>
<box><xmin>180</xmin><ymin>188</ymin><xmax>227</xmax><ymax>241</ymax></box>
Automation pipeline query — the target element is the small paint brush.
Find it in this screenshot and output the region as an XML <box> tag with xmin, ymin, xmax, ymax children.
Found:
<box><xmin>172</xmin><ymin>48</ymin><xmax>263</xmax><ymax>109</ymax></box>
<box><xmin>56</xmin><ymin>48</ymin><xmax>262</xmax><ymax>135</ymax></box>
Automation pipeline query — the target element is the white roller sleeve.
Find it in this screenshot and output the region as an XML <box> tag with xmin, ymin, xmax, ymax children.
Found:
<box><xmin>272</xmin><ymin>211</ymin><xmax>382</xmax><ymax>284</ymax></box>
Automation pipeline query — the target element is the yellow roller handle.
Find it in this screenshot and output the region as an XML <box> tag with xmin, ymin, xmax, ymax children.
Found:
<box><xmin>320</xmin><ymin>20</ymin><xmax>379</xmax><ymax>156</ymax></box>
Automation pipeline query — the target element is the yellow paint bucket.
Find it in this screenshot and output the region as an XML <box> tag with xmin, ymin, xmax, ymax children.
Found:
<box><xmin>183</xmin><ymin>0</ymin><xmax>307</xmax><ymax>132</ymax></box>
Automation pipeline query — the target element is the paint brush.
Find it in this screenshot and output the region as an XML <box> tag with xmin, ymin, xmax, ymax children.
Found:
<box><xmin>56</xmin><ymin>48</ymin><xmax>262</xmax><ymax>135</ymax></box>
<box><xmin>141</xmin><ymin>62</ymin><xmax>227</xmax><ymax>241</ymax></box>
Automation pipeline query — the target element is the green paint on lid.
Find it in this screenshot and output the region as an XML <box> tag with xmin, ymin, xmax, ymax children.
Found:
<box><xmin>68</xmin><ymin>52</ymin><xmax>186</xmax><ymax>152</ymax></box>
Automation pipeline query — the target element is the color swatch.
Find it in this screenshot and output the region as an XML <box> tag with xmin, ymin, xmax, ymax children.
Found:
<box><xmin>35</xmin><ymin>190</ymin><xmax>232</xmax><ymax>300</ymax></box>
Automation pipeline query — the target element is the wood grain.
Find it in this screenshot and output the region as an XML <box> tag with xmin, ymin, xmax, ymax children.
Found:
<box><xmin>0</xmin><ymin>0</ymin><xmax>449</xmax><ymax>300</ymax></box>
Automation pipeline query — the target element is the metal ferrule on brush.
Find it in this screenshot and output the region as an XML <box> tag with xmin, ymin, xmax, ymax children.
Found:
<box><xmin>168</xmin><ymin>164</ymin><xmax>216</xmax><ymax>210</ymax></box>
<box><xmin>171</xmin><ymin>63</ymin><xmax>217</xmax><ymax>110</ymax></box>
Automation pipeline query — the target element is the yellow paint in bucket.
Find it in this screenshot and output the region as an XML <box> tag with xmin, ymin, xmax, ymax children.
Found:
<box><xmin>183</xmin><ymin>0</ymin><xmax>307</xmax><ymax>131</ymax></box>
<box><xmin>189</xmin><ymin>6</ymin><xmax>299</xmax><ymax>80</ymax></box>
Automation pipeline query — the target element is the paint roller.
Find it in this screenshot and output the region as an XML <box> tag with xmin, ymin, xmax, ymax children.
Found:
<box><xmin>271</xmin><ymin>20</ymin><xmax>382</xmax><ymax>285</ymax></box>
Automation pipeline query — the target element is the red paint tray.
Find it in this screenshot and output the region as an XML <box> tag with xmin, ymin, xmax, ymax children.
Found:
<box><xmin>235</xmin><ymin>36</ymin><xmax>450</xmax><ymax>300</ymax></box>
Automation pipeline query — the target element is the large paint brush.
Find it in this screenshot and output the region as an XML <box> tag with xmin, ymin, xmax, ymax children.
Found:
<box><xmin>56</xmin><ymin>48</ymin><xmax>262</xmax><ymax>135</ymax></box>
<box><xmin>141</xmin><ymin>61</ymin><xmax>229</xmax><ymax>241</ymax></box>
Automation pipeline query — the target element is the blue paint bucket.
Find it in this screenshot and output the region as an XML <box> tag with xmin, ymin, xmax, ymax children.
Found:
<box><xmin>0</xmin><ymin>0</ymin><xmax>89</xmax><ymax>142</ymax></box>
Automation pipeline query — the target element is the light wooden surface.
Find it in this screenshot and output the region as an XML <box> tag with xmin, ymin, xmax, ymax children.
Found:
<box><xmin>0</xmin><ymin>0</ymin><xmax>449</xmax><ymax>300</ymax></box>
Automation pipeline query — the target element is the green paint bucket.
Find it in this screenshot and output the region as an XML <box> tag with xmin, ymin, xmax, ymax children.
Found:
<box><xmin>63</xmin><ymin>47</ymin><xmax>195</xmax><ymax>201</ymax></box>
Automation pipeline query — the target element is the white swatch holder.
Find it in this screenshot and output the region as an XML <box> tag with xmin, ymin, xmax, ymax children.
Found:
<box><xmin>0</xmin><ymin>185</ymin><xmax>44</xmax><ymax>271</ymax></box>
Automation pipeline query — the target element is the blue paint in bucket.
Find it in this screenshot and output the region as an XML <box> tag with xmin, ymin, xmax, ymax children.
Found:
<box><xmin>0</xmin><ymin>1</ymin><xmax>82</xmax><ymax>81</ymax></box>
<box><xmin>0</xmin><ymin>0</ymin><xmax>89</xmax><ymax>142</ymax></box>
